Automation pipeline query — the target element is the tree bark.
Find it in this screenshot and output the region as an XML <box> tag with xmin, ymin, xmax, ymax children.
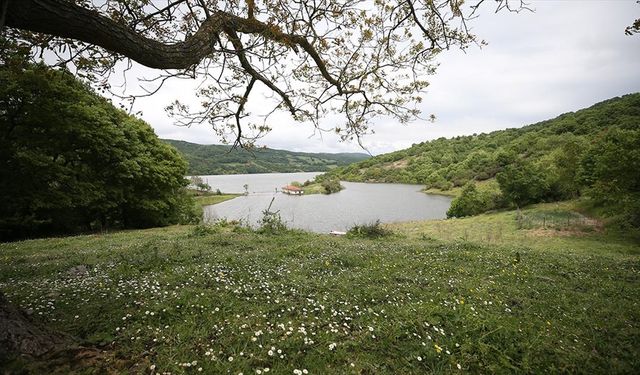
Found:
<box><xmin>5</xmin><ymin>0</ymin><xmax>340</xmax><ymax>89</ymax></box>
<box><xmin>5</xmin><ymin>0</ymin><xmax>221</xmax><ymax>69</ymax></box>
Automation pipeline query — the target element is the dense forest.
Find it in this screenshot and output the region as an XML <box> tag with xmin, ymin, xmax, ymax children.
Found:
<box><xmin>0</xmin><ymin>53</ymin><xmax>200</xmax><ymax>240</ymax></box>
<box><xmin>163</xmin><ymin>139</ymin><xmax>370</xmax><ymax>175</ymax></box>
<box><xmin>325</xmin><ymin>94</ymin><xmax>640</xmax><ymax>228</ymax></box>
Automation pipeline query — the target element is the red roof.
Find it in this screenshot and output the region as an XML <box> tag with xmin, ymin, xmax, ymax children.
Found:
<box><xmin>282</xmin><ymin>185</ymin><xmax>302</xmax><ymax>191</ymax></box>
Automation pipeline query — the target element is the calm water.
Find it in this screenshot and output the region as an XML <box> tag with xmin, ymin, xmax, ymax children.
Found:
<box><xmin>201</xmin><ymin>173</ymin><xmax>451</xmax><ymax>233</ymax></box>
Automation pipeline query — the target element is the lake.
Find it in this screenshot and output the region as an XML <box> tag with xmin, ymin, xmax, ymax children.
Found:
<box><xmin>201</xmin><ymin>172</ymin><xmax>452</xmax><ymax>233</ymax></box>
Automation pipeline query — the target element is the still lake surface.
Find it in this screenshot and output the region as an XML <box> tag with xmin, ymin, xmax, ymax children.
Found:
<box><xmin>201</xmin><ymin>172</ymin><xmax>452</xmax><ymax>233</ymax></box>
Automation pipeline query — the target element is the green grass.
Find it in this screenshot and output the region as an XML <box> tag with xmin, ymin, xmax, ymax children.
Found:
<box><xmin>1</xmin><ymin>206</ymin><xmax>639</xmax><ymax>373</ymax></box>
<box><xmin>194</xmin><ymin>194</ymin><xmax>239</xmax><ymax>206</ymax></box>
<box><xmin>389</xmin><ymin>201</ymin><xmax>639</xmax><ymax>256</ymax></box>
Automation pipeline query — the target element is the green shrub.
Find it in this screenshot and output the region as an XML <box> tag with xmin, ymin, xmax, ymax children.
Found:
<box><xmin>257</xmin><ymin>199</ymin><xmax>288</xmax><ymax>234</ymax></box>
<box><xmin>190</xmin><ymin>223</ymin><xmax>220</xmax><ymax>237</ymax></box>
<box><xmin>320</xmin><ymin>178</ymin><xmax>343</xmax><ymax>194</ymax></box>
<box><xmin>347</xmin><ymin>220</ymin><xmax>392</xmax><ymax>238</ymax></box>
<box><xmin>496</xmin><ymin>159</ymin><xmax>549</xmax><ymax>207</ymax></box>
<box><xmin>447</xmin><ymin>183</ymin><xmax>490</xmax><ymax>218</ymax></box>
<box><xmin>578</xmin><ymin>129</ymin><xmax>640</xmax><ymax>229</ymax></box>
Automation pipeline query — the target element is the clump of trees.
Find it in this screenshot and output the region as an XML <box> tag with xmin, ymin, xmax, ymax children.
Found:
<box><xmin>446</xmin><ymin>183</ymin><xmax>493</xmax><ymax>218</ymax></box>
<box><xmin>496</xmin><ymin>158</ymin><xmax>549</xmax><ymax>208</ymax></box>
<box><xmin>189</xmin><ymin>176</ymin><xmax>212</xmax><ymax>193</ymax></box>
<box><xmin>0</xmin><ymin>56</ymin><xmax>200</xmax><ymax>241</ymax></box>
<box><xmin>578</xmin><ymin>129</ymin><xmax>640</xmax><ymax>229</ymax></box>
<box><xmin>320</xmin><ymin>178</ymin><xmax>343</xmax><ymax>194</ymax></box>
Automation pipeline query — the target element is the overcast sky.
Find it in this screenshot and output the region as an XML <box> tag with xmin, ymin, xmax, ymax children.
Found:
<box><xmin>125</xmin><ymin>0</ymin><xmax>640</xmax><ymax>155</ymax></box>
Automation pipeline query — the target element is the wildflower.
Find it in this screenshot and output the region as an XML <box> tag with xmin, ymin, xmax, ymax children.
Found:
<box><xmin>228</xmin><ymin>356</ymin><xmax>234</xmax><ymax>362</ymax></box>
<box><xmin>329</xmin><ymin>343</ymin><xmax>337</xmax><ymax>351</ymax></box>
<box><xmin>417</xmin><ymin>356</ymin><xmax>422</xmax><ymax>361</ymax></box>
<box><xmin>434</xmin><ymin>344</ymin><xmax>443</xmax><ymax>353</ymax></box>
<box><xmin>457</xmin><ymin>363</ymin><xmax>462</xmax><ymax>370</ymax></box>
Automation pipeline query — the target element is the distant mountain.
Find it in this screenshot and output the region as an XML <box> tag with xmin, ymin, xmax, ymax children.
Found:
<box><xmin>324</xmin><ymin>93</ymin><xmax>640</xmax><ymax>189</ymax></box>
<box><xmin>162</xmin><ymin>139</ymin><xmax>370</xmax><ymax>175</ymax></box>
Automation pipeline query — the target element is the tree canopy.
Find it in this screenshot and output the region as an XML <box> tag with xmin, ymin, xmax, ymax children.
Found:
<box><xmin>2</xmin><ymin>0</ymin><xmax>533</xmax><ymax>146</ymax></box>
<box><xmin>0</xmin><ymin>56</ymin><xmax>200</xmax><ymax>240</ymax></box>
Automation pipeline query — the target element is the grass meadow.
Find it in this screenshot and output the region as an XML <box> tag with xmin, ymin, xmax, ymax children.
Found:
<box><xmin>1</xmin><ymin>202</ymin><xmax>638</xmax><ymax>373</ymax></box>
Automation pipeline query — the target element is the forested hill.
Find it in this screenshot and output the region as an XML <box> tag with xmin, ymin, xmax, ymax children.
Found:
<box><xmin>325</xmin><ymin>93</ymin><xmax>640</xmax><ymax>189</ymax></box>
<box><xmin>162</xmin><ymin>140</ymin><xmax>370</xmax><ymax>175</ymax></box>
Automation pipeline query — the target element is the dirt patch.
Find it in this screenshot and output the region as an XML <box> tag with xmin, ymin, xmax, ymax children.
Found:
<box><xmin>382</xmin><ymin>159</ymin><xmax>409</xmax><ymax>170</ymax></box>
<box><xmin>524</xmin><ymin>225</ymin><xmax>602</xmax><ymax>238</ymax></box>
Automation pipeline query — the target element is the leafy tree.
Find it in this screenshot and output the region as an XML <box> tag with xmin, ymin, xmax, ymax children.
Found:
<box><xmin>496</xmin><ymin>159</ymin><xmax>549</xmax><ymax>207</ymax></box>
<box><xmin>320</xmin><ymin>178</ymin><xmax>343</xmax><ymax>194</ymax></box>
<box><xmin>447</xmin><ymin>183</ymin><xmax>490</xmax><ymax>218</ymax></box>
<box><xmin>4</xmin><ymin>0</ymin><xmax>532</xmax><ymax>146</ymax></box>
<box><xmin>546</xmin><ymin>138</ymin><xmax>586</xmax><ymax>200</ymax></box>
<box><xmin>579</xmin><ymin>129</ymin><xmax>640</xmax><ymax>228</ymax></box>
<box><xmin>0</xmin><ymin>59</ymin><xmax>199</xmax><ymax>240</ymax></box>
<box><xmin>190</xmin><ymin>176</ymin><xmax>212</xmax><ymax>192</ymax></box>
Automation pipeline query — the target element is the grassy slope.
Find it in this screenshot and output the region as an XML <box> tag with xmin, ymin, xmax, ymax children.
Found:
<box><xmin>194</xmin><ymin>194</ymin><xmax>240</xmax><ymax>206</ymax></box>
<box><xmin>163</xmin><ymin>139</ymin><xmax>370</xmax><ymax>175</ymax></box>
<box><xmin>389</xmin><ymin>201</ymin><xmax>638</xmax><ymax>256</ymax></box>
<box><xmin>1</xmin><ymin>205</ymin><xmax>639</xmax><ymax>373</ymax></box>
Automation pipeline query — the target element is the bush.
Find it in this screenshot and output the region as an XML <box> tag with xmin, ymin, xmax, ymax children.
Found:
<box><xmin>446</xmin><ymin>183</ymin><xmax>491</xmax><ymax>218</ymax></box>
<box><xmin>320</xmin><ymin>178</ymin><xmax>343</xmax><ymax>194</ymax></box>
<box><xmin>496</xmin><ymin>159</ymin><xmax>549</xmax><ymax>207</ymax></box>
<box><xmin>189</xmin><ymin>218</ymin><xmax>243</xmax><ymax>236</ymax></box>
<box><xmin>578</xmin><ymin>129</ymin><xmax>640</xmax><ymax>229</ymax></box>
<box><xmin>190</xmin><ymin>223</ymin><xmax>220</xmax><ymax>237</ymax></box>
<box><xmin>257</xmin><ymin>198</ymin><xmax>287</xmax><ymax>234</ymax></box>
<box><xmin>347</xmin><ymin>220</ymin><xmax>392</xmax><ymax>238</ymax></box>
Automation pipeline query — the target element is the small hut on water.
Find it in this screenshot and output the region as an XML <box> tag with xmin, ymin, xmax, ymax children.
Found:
<box><xmin>281</xmin><ymin>185</ymin><xmax>303</xmax><ymax>195</ymax></box>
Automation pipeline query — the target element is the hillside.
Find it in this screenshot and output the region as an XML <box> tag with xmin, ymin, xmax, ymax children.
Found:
<box><xmin>163</xmin><ymin>139</ymin><xmax>370</xmax><ymax>175</ymax></box>
<box><xmin>325</xmin><ymin>93</ymin><xmax>640</xmax><ymax>189</ymax></box>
